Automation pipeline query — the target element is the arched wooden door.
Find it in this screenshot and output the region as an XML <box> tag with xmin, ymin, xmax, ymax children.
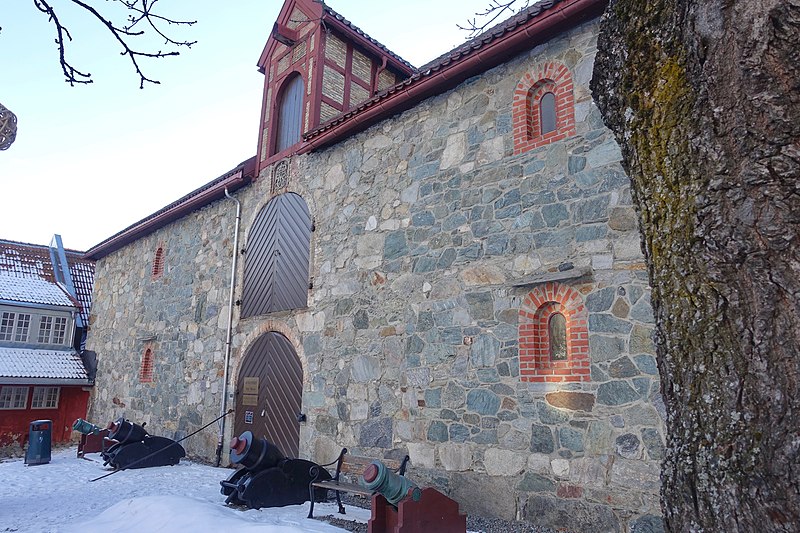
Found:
<box><xmin>234</xmin><ymin>332</ymin><xmax>303</xmax><ymax>458</ymax></box>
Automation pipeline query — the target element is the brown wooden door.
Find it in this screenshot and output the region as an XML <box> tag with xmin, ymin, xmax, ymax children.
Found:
<box><xmin>241</xmin><ymin>192</ymin><xmax>311</xmax><ymax>318</ymax></box>
<box><xmin>233</xmin><ymin>332</ymin><xmax>303</xmax><ymax>458</ymax></box>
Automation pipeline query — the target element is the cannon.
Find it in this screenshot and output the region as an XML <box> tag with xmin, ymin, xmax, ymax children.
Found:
<box><xmin>220</xmin><ymin>431</ymin><xmax>331</xmax><ymax>509</ymax></box>
<box><xmin>363</xmin><ymin>461</ymin><xmax>467</xmax><ymax>533</ymax></box>
<box><xmin>73</xmin><ymin>417</ymin><xmax>185</xmax><ymax>470</ymax></box>
<box><xmin>73</xmin><ymin>418</ymin><xmax>110</xmax><ymax>457</ymax></box>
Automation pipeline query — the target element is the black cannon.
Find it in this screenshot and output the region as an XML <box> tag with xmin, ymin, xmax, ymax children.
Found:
<box><xmin>220</xmin><ymin>431</ymin><xmax>330</xmax><ymax>509</ymax></box>
<box><xmin>98</xmin><ymin>417</ymin><xmax>185</xmax><ymax>470</ymax></box>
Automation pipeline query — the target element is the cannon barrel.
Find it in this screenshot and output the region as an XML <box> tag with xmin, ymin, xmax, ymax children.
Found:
<box><xmin>228</xmin><ymin>431</ymin><xmax>285</xmax><ymax>471</ymax></box>
<box><xmin>73</xmin><ymin>418</ymin><xmax>104</xmax><ymax>435</ymax></box>
<box><xmin>362</xmin><ymin>460</ymin><xmax>421</xmax><ymax>506</ymax></box>
<box><xmin>107</xmin><ymin>417</ymin><xmax>148</xmax><ymax>444</ymax></box>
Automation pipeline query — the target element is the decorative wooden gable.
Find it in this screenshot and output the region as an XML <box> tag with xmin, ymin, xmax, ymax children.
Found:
<box><xmin>255</xmin><ymin>0</ymin><xmax>416</xmax><ymax>173</ymax></box>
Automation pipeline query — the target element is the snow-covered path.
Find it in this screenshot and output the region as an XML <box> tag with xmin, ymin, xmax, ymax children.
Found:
<box><xmin>0</xmin><ymin>447</ymin><xmax>369</xmax><ymax>532</ymax></box>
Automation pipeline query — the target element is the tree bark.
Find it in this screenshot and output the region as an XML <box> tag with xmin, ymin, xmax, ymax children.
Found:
<box><xmin>591</xmin><ymin>1</ymin><xmax>800</xmax><ymax>531</ymax></box>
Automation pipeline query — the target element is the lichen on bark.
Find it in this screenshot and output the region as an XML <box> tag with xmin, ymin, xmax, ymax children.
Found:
<box><xmin>592</xmin><ymin>0</ymin><xmax>800</xmax><ymax>531</ymax></box>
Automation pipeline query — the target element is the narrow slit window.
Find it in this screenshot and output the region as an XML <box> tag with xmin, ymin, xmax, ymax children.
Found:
<box><xmin>549</xmin><ymin>312</ymin><xmax>567</xmax><ymax>361</ymax></box>
<box><xmin>152</xmin><ymin>246</ymin><xmax>164</xmax><ymax>279</ymax></box>
<box><xmin>540</xmin><ymin>92</ymin><xmax>557</xmax><ymax>135</ymax></box>
<box><xmin>139</xmin><ymin>348</ymin><xmax>154</xmax><ymax>383</ymax></box>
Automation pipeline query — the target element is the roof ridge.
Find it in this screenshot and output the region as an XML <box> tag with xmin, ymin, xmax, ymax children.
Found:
<box><xmin>321</xmin><ymin>3</ymin><xmax>417</xmax><ymax>71</ymax></box>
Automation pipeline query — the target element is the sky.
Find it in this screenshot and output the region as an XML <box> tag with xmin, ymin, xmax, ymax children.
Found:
<box><xmin>0</xmin><ymin>1</ymin><xmax>511</xmax><ymax>252</ymax></box>
<box><xmin>0</xmin><ymin>445</ymin><xmax>373</xmax><ymax>532</ymax></box>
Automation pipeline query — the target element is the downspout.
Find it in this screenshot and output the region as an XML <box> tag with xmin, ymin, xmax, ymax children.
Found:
<box><xmin>215</xmin><ymin>187</ymin><xmax>241</xmax><ymax>467</ymax></box>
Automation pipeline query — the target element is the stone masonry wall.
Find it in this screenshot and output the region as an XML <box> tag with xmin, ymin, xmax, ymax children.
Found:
<box><xmin>87</xmin><ymin>19</ymin><xmax>664</xmax><ymax>533</ymax></box>
<box><xmin>87</xmin><ymin>206</ymin><xmax>236</xmax><ymax>459</ymax></box>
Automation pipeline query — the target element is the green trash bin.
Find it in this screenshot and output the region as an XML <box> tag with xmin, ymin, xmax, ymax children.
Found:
<box><xmin>25</xmin><ymin>420</ymin><xmax>52</xmax><ymax>465</ymax></box>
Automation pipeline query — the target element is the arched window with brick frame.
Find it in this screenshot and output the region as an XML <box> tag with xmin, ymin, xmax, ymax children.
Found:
<box><xmin>518</xmin><ymin>282</ymin><xmax>589</xmax><ymax>383</ymax></box>
<box><xmin>512</xmin><ymin>61</ymin><xmax>576</xmax><ymax>155</ymax></box>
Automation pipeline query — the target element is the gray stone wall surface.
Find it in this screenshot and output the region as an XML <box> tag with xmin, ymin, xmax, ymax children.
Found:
<box><xmin>87</xmin><ymin>20</ymin><xmax>664</xmax><ymax>532</ymax></box>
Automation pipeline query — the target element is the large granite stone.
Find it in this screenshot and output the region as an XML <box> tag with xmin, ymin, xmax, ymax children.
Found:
<box><xmin>545</xmin><ymin>391</ymin><xmax>595</xmax><ymax>412</ymax></box>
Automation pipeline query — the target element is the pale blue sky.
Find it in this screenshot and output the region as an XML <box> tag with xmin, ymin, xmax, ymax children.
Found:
<box><xmin>0</xmin><ymin>1</ymin><xmax>506</xmax><ymax>251</ymax></box>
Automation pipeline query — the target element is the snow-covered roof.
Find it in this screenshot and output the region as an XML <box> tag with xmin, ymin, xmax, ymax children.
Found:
<box><xmin>0</xmin><ymin>238</ymin><xmax>94</xmax><ymax>323</ymax></box>
<box><xmin>0</xmin><ymin>273</ymin><xmax>76</xmax><ymax>308</ymax></box>
<box><xmin>0</xmin><ymin>347</ymin><xmax>89</xmax><ymax>384</ymax></box>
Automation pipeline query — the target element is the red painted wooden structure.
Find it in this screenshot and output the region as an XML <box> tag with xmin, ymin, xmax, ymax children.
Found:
<box><xmin>368</xmin><ymin>487</ymin><xmax>467</xmax><ymax>533</ymax></box>
<box><xmin>0</xmin><ymin>386</ymin><xmax>90</xmax><ymax>449</ymax></box>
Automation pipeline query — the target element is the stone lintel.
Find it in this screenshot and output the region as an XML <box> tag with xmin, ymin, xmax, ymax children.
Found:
<box><xmin>511</xmin><ymin>266</ymin><xmax>592</xmax><ymax>289</ymax></box>
<box><xmin>545</xmin><ymin>391</ymin><xmax>595</xmax><ymax>412</ymax></box>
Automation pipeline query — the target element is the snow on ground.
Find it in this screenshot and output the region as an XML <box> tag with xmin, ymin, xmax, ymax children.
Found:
<box><xmin>0</xmin><ymin>447</ymin><xmax>370</xmax><ymax>533</ymax></box>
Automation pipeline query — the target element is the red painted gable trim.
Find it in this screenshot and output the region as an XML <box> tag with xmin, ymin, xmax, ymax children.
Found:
<box><xmin>299</xmin><ymin>0</ymin><xmax>606</xmax><ymax>153</ymax></box>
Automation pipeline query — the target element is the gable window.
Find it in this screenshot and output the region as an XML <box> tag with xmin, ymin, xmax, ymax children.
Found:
<box><xmin>31</xmin><ymin>386</ymin><xmax>59</xmax><ymax>409</ymax></box>
<box><xmin>139</xmin><ymin>348</ymin><xmax>154</xmax><ymax>383</ymax></box>
<box><xmin>1</xmin><ymin>312</ymin><xmax>31</xmax><ymax>342</ymax></box>
<box><xmin>152</xmin><ymin>245</ymin><xmax>164</xmax><ymax>279</ymax></box>
<box><xmin>0</xmin><ymin>386</ymin><xmax>28</xmax><ymax>409</ymax></box>
<box><xmin>273</xmin><ymin>73</ymin><xmax>304</xmax><ymax>154</ymax></box>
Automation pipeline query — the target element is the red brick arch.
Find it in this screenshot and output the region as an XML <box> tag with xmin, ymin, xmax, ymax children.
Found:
<box><xmin>512</xmin><ymin>61</ymin><xmax>576</xmax><ymax>155</ymax></box>
<box><xmin>519</xmin><ymin>282</ymin><xmax>589</xmax><ymax>382</ymax></box>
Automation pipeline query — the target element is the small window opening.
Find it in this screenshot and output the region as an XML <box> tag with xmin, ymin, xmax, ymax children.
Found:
<box><xmin>139</xmin><ymin>348</ymin><xmax>154</xmax><ymax>383</ymax></box>
<box><xmin>540</xmin><ymin>92</ymin><xmax>557</xmax><ymax>135</ymax></box>
<box><xmin>152</xmin><ymin>246</ymin><xmax>164</xmax><ymax>279</ymax></box>
<box><xmin>549</xmin><ymin>312</ymin><xmax>567</xmax><ymax>361</ymax></box>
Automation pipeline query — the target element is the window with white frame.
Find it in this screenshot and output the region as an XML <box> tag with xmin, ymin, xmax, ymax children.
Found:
<box><xmin>52</xmin><ymin>316</ymin><xmax>67</xmax><ymax>344</ymax></box>
<box><xmin>38</xmin><ymin>316</ymin><xmax>68</xmax><ymax>344</ymax></box>
<box><xmin>31</xmin><ymin>386</ymin><xmax>60</xmax><ymax>409</ymax></box>
<box><xmin>0</xmin><ymin>386</ymin><xmax>29</xmax><ymax>409</ymax></box>
<box><xmin>1</xmin><ymin>312</ymin><xmax>31</xmax><ymax>342</ymax></box>
<box><xmin>38</xmin><ymin>316</ymin><xmax>53</xmax><ymax>343</ymax></box>
<box><xmin>14</xmin><ymin>313</ymin><xmax>30</xmax><ymax>342</ymax></box>
<box><xmin>0</xmin><ymin>312</ymin><xmax>15</xmax><ymax>340</ymax></box>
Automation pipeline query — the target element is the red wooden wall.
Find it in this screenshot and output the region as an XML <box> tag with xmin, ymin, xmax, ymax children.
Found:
<box><xmin>0</xmin><ymin>386</ymin><xmax>90</xmax><ymax>449</ymax></box>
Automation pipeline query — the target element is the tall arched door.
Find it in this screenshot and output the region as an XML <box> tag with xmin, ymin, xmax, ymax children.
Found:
<box><xmin>234</xmin><ymin>332</ymin><xmax>303</xmax><ymax>458</ymax></box>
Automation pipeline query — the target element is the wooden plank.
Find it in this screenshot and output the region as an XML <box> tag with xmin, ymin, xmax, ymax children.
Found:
<box><xmin>312</xmin><ymin>480</ymin><xmax>373</xmax><ymax>496</ymax></box>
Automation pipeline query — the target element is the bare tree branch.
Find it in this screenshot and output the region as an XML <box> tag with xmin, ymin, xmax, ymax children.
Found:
<box><xmin>33</xmin><ymin>0</ymin><xmax>197</xmax><ymax>88</ymax></box>
<box><xmin>457</xmin><ymin>0</ymin><xmax>531</xmax><ymax>37</ymax></box>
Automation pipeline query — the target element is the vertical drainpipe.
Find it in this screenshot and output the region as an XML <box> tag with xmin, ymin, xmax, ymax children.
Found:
<box><xmin>216</xmin><ymin>187</ymin><xmax>241</xmax><ymax>467</ymax></box>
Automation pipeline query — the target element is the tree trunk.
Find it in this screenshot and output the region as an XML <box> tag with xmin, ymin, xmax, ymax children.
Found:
<box><xmin>591</xmin><ymin>1</ymin><xmax>800</xmax><ymax>531</ymax></box>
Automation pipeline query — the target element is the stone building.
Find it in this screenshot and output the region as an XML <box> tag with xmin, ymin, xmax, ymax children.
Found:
<box><xmin>84</xmin><ymin>0</ymin><xmax>664</xmax><ymax>530</ymax></box>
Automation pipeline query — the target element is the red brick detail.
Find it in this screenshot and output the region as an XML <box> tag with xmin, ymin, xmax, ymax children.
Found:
<box><xmin>151</xmin><ymin>244</ymin><xmax>164</xmax><ymax>280</ymax></box>
<box><xmin>512</xmin><ymin>61</ymin><xmax>577</xmax><ymax>155</ymax></box>
<box><xmin>139</xmin><ymin>347</ymin><xmax>154</xmax><ymax>383</ymax></box>
<box><xmin>557</xmin><ymin>484</ymin><xmax>584</xmax><ymax>499</ymax></box>
<box><xmin>518</xmin><ymin>282</ymin><xmax>590</xmax><ymax>382</ymax></box>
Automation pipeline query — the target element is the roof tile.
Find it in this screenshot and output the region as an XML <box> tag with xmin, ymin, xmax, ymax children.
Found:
<box><xmin>0</xmin><ymin>347</ymin><xmax>89</xmax><ymax>381</ymax></box>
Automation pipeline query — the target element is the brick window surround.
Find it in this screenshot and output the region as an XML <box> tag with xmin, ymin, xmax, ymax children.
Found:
<box><xmin>519</xmin><ymin>282</ymin><xmax>590</xmax><ymax>383</ymax></box>
<box><xmin>512</xmin><ymin>61</ymin><xmax>576</xmax><ymax>155</ymax></box>
<box><xmin>151</xmin><ymin>245</ymin><xmax>164</xmax><ymax>280</ymax></box>
<box><xmin>139</xmin><ymin>347</ymin><xmax>154</xmax><ymax>383</ymax></box>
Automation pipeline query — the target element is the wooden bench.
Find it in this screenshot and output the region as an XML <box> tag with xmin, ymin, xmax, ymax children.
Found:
<box><xmin>307</xmin><ymin>448</ymin><xmax>410</xmax><ymax>518</ymax></box>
